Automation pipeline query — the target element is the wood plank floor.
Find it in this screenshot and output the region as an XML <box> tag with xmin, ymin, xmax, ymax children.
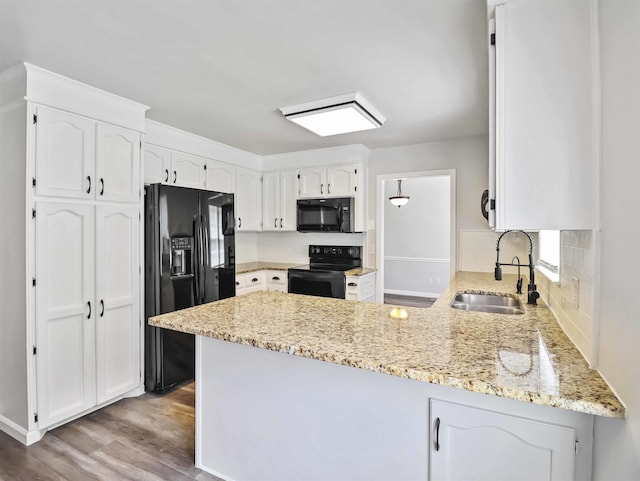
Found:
<box><xmin>384</xmin><ymin>293</ymin><xmax>436</xmax><ymax>308</ymax></box>
<box><xmin>0</xmin><ymin>383</ymin><xmax>223</xmax><ymax>481</ymax></box>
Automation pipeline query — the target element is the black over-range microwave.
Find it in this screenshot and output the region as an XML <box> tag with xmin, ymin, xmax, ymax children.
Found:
<box><xmin>296</xmin><ymin>197</ymin><xmax>356</xmax><ymax>233</ymax></box>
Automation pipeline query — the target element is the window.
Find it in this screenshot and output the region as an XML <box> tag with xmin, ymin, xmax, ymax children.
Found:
<box><xmin>538</xmin><ymin>230</ymin><xmax>560</xmax><ymax>281</ymax></box>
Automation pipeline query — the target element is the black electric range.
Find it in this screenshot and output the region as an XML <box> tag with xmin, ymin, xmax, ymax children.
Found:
<box><xmin>288</xmin><ymin>245</ymin><xmax>362</xmax><ymax>299</ymax></box>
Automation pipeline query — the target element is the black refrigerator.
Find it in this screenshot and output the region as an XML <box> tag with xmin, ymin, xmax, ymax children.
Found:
<box><xmin>144</xmin><ymin>184</ymin><xmax>235</xmax><ymax>392</ymax></box>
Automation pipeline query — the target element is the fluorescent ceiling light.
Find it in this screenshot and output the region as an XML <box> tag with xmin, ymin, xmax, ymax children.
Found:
<box><xmin>279</xmin><ymin>92</ymin><xmax>386</xmax><ymax>137</ymax></box>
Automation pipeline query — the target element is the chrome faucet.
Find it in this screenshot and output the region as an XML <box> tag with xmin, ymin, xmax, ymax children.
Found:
<box><xmin>494</xmin><ymin>230</ymin><xmax>540</xmax><ymax>305</ymax></box>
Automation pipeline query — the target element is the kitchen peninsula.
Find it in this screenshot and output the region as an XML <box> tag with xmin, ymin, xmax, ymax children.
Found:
<box><xmin>150</xmin><ymin>272</ymin><xmax>624</xmax><ymax>481</ymax></box>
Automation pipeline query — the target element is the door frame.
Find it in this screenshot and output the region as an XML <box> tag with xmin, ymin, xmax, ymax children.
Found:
<box><xmin>375</xmin><ymin>169</ymin><xmax>456</xmax><ymax>303</ymax></box>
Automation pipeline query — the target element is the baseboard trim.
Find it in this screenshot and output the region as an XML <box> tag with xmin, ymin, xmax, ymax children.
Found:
<box><xmin>0</xmin><ymin>414</ymin><xmax>44</xmax><ymax>446</ymax></box>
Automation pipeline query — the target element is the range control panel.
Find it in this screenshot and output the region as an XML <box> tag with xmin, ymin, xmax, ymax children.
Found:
<box><xmin>309</xmin><ymin>245</ymin><xmax>361</xmax><ymax>259</ymax></box>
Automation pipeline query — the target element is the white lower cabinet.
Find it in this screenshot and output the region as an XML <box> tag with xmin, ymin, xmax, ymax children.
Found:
<box><xmin>235</xmin><ymin>271</ymin><xmax>266</xmax><ymax>296</ymax></box>
<box><xmin>345</xmin><ymin>272</ymin><xmax>376</xmax><ymax>302</ymax></box>
<box><xmin>265</xmin><ymin>270</ymin><xmax>288</xmax><ymax>292</ymax></box>
<box><xmin>35</xmin><ymin>201</ymin><xmax>140</xmax><ymax>428</ymax></box>
<box><xmin>95</xmin><ymin>205</ymin><xmax>140</xmax><ymax>404</ymax></box>
<box><xmin>35</xmin><ymin>202</ymin><xmax>96</xmax><ymax>428</ymax></box>
<box><xmin>429</xmin><ymin>399</ymin><xmax>577</xmax><ymax>481</ymax></box>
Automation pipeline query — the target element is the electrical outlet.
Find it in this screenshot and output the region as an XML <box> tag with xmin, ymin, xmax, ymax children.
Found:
<box><xmin>571</xmin><ymin>277</ymin><xmax>580</xmax><ymax>308</ymax></box>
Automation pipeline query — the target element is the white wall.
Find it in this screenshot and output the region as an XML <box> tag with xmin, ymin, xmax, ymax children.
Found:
<box><xmin>592</xmin><ymin>1</ymin><xmax>640</xmax><ymax>479</ymax></box>
<box><xmin>383</xmin><ymin>176</ymin><xmax>450</xmax><ymax>297</ymax></box>
<box><xmin>257</xmin><ymin>232</ymin><xmax>366</xmax><ymax>264</ymax></box>
<box><xmin>368</xmin><ymin>136</ymin><xmax>491</xmax><ymax>270</ymax></box>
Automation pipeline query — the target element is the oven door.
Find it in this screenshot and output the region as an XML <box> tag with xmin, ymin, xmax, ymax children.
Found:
<box><xmin>288</xmin><ymin>269</ymin><xmax>345</xmax><ymax>299</ymax></box>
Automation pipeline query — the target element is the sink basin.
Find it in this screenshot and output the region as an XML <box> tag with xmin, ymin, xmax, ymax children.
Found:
<box><xmin>450</xmin><ymin>291</ymin><xmax>525</xmax><ymax>315</ymax></box>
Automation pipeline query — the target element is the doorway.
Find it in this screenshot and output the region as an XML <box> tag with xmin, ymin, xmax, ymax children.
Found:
<box><xmin>375</xmin><ymin>170</ymin><xmax>456</xmax><ymax>304</ymax></box>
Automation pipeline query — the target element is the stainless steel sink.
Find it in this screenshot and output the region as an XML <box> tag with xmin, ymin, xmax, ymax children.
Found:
<box><xmin>450</xmin><ymin>291</ymin><xmax>525</xmax><ymax>315</ymax></box>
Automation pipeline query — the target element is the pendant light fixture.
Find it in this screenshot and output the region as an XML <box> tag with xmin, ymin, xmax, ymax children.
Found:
<box><xmin>389</xmin><ymin>179</ymin><xmax>410</xmax><ymax>207</ymax></box>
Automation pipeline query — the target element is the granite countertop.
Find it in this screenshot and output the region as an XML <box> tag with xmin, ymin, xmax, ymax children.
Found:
<box><xmin>149</xmin><ymin>271</ymin><xmax>624</xmax><ymax>418</ymax></box>
<box><xmin>236</xmin><ymin>262</ymin><xmax>377</xmax><ymax>276</ymax></box>
<box><xmin>345</xmin><ymin>267</ymin><xmax>377</xmax><ymax>276</ymax></box>
<box><xmin>236</xmin><ymin>262</ymin><xmax>303</xmax><ymax>274</ymax></box>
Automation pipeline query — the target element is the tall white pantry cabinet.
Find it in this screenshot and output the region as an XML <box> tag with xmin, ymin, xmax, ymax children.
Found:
<box><xmin>0</xmin><ymin>63</ymin><xmax>148</xmax><ymax>445</ymax></box>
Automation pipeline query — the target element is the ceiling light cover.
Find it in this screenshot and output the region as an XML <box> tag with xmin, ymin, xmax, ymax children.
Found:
<box><xmin>389</xmin><ymin>179</ymin><xmax>410</xmax><ymax>207</ymax></box>
<box><xmin>280</xmin><ymin>92</ymin><xmax>385</xmax><ymax>137</ymax></box>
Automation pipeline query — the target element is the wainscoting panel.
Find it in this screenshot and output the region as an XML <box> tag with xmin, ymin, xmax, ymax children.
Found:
<box><xmin>383</xmin><ymin>257</ymin><xmax>450</xmax><ymax>298</ymax></box>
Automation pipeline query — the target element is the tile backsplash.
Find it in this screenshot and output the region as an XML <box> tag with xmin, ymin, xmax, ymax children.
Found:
<box><xmin>536</xmin><ymin>230</ymin><xmax>596</xmax><ymax>366</ymax></box>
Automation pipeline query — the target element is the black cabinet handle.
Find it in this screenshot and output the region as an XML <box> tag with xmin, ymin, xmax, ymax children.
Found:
<box><xmin>274</xmin><ymin>218</ymin><xmax>278</xmax><ymax>228</ymax></box>
<box><xmin>238</xmin><ymin>217</ymin><xmax>242</xmax><ymax>228</ymax></box>
<box><xmin>173</xmin><ymin>171</ymin><xmax>177</xmax><ymax>183</ymax></box>
<box><xmin>347</xmin><ymin>282</ymin><xmax>358</xmax><ymax>287</ymax></box>
<box><xmin>435</xmin><ymin>417</ymin><xmax>441</xmax><ymax>452</ymax></box>
<box><xmin>235</xmin><ymin>281</ymin><xmax>240</xmax><ymax>286</ymax></box>
<box><xmin>251</xmin><ymin>278</ymin><xmax>258</xmax><ymax>283</ymax></box>
<box><xmin>272</xmin><ymin>276</ymin><xmax>280</xmax><ymax>281</ymax></box>
<box><xmin>99</xmin><ymin>178</ymin><xmax>104</xmax><ymax>196</ymax></box>
<box><xmin>320</xmin><ymin>183</ymin><xmax>323</xmax><ymax>195</ymax></box>
<box><xmin>164</xmin><ymin>169</ymin><xmax>169</xmax><ymax>182</ymax></box>
<box><xmin>328</xmin><ymin>183</ymin><xmax>331</xmax><ymax>194</ymax></box>
<box><xmin>280</xmin><ymin>218</ymin><xmax>283</xmax><ymax>228</ymax></box>
<box><xmin>100</xmin><ymin>300</ymin><xmax>104</xmax><ymax>317</ymax></box>
<box><xmin>87</xmin><ymin>301</ymin><xmax>91</xmax><ymax>319</ymax></box>
<box><xmin>86</xmin><ymin>176</ymin><xmax>91</xmax><ymax>194</ymax></box>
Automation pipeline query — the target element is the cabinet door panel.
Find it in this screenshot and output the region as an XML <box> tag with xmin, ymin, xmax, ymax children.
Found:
<box><xmin>35</xmin><ymin>108</ymin><xmax>95</xmax><ymax>200</ymax></box>
<box><xmin>36</xmin><ymin>203</ymin><xmax>95</xmax><ymax>428</ymax></box>
<box><xmin>96</xmin><ymin>124</ymin><xmax>140</xmax><ymax>203</ymax></box>
<box><xmin>144</xmin><ymin>145</ymin><xmax>171</xmax><ymax>185</ymax></box>
<box><xmin>279</xmin><ymin>170</ymin><xmax>298</xmax><ymax>231</ymax></box>
<box><xmin>95</xmin><ymin>205</ymin><xmax>140</xmax><ymax>403</ymax></box>
<box><xmin>171</xmin><ymin>152</ymin><xmax>205</xmax><ymax>188</ymax></box>
<box><xmin>327</xmin><ymin>164</ymin><xmax>357</xmax><ymax>197</ymax></box>
<box><xmin>236</xmin><ymin>168</ymin><xmax>262</xmax><ymax>231</ymax></box>
<box><xmin>206</xmin><ymin>159</ymin><xmax>236</xmax><ymax>193</ymax></box>
<box><xmin>298</xmin><ymin>168</ymin><xmax>325</xmax><ymax>198</ymax></box>
<box><xmin>430</xmin><ymin>399</ymin><xmax>575</xmax><ymax>481</ymax></box>
<box><xmin>262</xmin><ymin>172</ymin><xmax>279</xmax><ymax>231</ymax></box>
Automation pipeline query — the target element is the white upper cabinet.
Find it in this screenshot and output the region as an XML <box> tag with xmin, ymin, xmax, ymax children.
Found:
<box><xmin>236</xmin><ymin>167</ymin><xmax>262</xmax><ymax>231</ymax></box>
<box><xmin>298</xmin><ymin>167</ymin><xmax>325</xmax><ymax>198</ymax></box>
<box><xmin>298</xmin><ymin>164</ymin><xmax>360</xmax><ymax>198</ymax></box>
<box><xmin>326</xmin><ymin>164</ymin><xmax>359</xmax><ymax>197</ymax></box>
<box><xmin>262</xmin><ymin>169</ymin><xmax>297</xmax><ymax>231</ymax></box>
<box><xmin>205</xmin><ymin>159</ymin><xmax>236</xmax><ymax>194</ymax></box>
<box><xmin>96</xmin><ymin>124</ymin><xmax>140</xmax><ymax>203</ymax></box>
<box><xmin>35</xmin><ymin>108</ymin><xmax>95</xmax><ymax>200</ymax></box>
<box><xmin>170</xmin><ymin>152</ymin><xmax>206</xmax><ymax>189</ymax></box>
<box><xmin>489</xmin><ymin>0</ymin><xmax>596</xmax><ymax>230</ymax></box>
<box><xmin>35</xmin><ymin>106</ymin><xmax>140</xmax><ymax>203</ymax></box>
<box><xmin>429</xmin><ymin>399</ymin><xmax>577</xmax><ymax>481</ymax></box>
<box><xmin>143</xmin><ymin>145</ymin><xmax>171</xmax><ymax>185</ymax></box>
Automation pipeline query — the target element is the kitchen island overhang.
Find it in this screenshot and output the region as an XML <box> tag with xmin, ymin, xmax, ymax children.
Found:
<box><xmin>149</xmin><ymin>272</ymin><xmax>624</xmax><ymax>480</ymax></box>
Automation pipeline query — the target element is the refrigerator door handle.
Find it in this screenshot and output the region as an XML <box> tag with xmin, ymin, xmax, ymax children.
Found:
<box><xmin>199</xmin><ymin>215</ymin><xmax>207</xmax><ymax>301</ymax></box>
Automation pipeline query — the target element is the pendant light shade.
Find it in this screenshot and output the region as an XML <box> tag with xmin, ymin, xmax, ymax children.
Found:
<box><xmin>389</xmin><ymin>179</ymin><xmax>410</xmax><ymax>207</ymax></box>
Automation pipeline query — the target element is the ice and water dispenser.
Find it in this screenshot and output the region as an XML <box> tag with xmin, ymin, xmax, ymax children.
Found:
<box><xmin>170</xmin><ymin>236</ymin><xmax>193</xmax><ymax>277</ymax></box>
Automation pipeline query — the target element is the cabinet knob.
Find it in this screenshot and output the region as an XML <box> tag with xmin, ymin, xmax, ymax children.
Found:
<box><xmin>235</xmin><ymin>281</ymin><xmax>240</xmax><ymax>286</ymax></box>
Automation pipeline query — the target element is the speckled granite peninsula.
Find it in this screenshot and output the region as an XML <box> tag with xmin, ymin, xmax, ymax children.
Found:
<box><xmin>150</xmin><ymin>271</ymin><xmax>624</xmax><ymax>418</ymax></box>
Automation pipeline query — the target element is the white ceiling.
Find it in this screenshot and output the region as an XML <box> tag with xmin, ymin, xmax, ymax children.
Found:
<box><xmin>0</xmin><ymin>0</ymin><xmax>489</xmax><ymax>155</ymax></box>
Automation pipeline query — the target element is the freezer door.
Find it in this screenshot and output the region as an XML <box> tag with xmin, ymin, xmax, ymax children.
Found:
<box><xmin>145</xmin><ymin>184</ymin><xmax>198</xmax><ymax>392</ymax></box>
<box><xmin>200</xmin><ymin>191</ymin><xmax>236</xmax><ymax>303</ymax></box>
